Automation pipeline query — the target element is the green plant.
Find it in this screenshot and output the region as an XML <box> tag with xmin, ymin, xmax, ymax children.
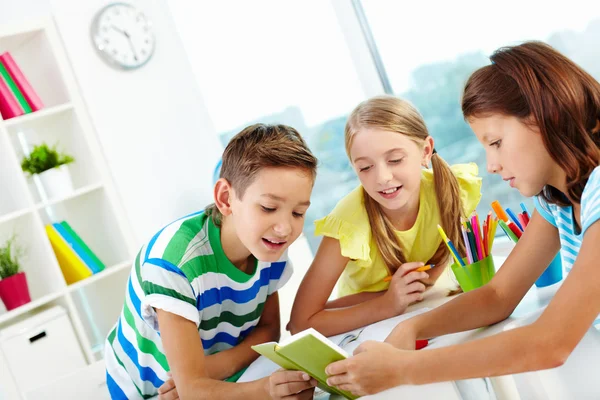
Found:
<box><xmin>21</xmin><ymin>143</ymin><xmax>75</xmax><ymax>176</ymax></box>
<box><xmin>0</xmin><ymin>235</ymin><xmax>23</xmax><ymax>279</ymax></box>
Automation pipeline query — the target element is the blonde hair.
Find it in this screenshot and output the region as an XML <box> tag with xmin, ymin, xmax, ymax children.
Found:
<box><xmin>345</xmin><ymin>95</ymin><xmax>465</xmax><ymax>272</ymax></box>
<box><xmin>205</xmin><ymin>123</ymin><xmax>318</xmax><ymax>226</ymax></box>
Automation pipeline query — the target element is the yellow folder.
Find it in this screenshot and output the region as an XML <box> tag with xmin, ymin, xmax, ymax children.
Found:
<box><xmin>45</xmin><ymin>224</ymin><xmax>92</xmax><ymax>284</ymax></box>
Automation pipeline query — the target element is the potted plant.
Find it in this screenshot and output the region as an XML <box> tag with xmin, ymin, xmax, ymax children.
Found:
<box><xmin>21</xmin><ymin>143</ymin><xmax>75</xmax><ymax>200</ymax></box>
<box><xmin>0</xmin><ymin>235</ymin><xmax>31</xmax><ymax>311</ymax></box>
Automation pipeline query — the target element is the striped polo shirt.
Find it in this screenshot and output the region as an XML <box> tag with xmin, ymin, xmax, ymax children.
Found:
<box><xmin>534</xmin><ymin>165</ymin><xmax>600</xmax><ymax>328</ymax></box>
<box><xmin>104</xmin><ymin>211</ymin><xmax>292</xmax><ymax>399</ymax></box>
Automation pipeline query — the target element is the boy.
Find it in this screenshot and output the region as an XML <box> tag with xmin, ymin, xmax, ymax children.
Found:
<box><xmin>105</xmin><ymin>124</ymin><xmax>318</xmax><ymax>399</ymax></box>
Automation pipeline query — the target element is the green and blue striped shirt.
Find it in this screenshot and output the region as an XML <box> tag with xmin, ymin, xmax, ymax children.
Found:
<box><xmin>105</xmin><ymin>211</ymin><xmax>292</xmax><ymax>399</ymax></box>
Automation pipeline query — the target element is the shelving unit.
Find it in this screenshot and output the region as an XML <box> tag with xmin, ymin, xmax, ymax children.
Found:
<box><xmin>0</xmin><ymin>18</ymin><xmax>137</xmax><ymax>398</ymax></box>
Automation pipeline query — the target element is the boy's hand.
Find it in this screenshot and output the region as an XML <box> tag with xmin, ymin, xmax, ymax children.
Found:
<box><xmin>384</xmin><ymin>262</ymin><xmax>428</xmax><ymax>315</ymax></box>
<box><xmin>157</xmin><ymin>372</ymin><xmax>178</xmax><ymax>400</ymax></box>
<box><xmin>266</xmin><ymin>370</ymin><xmax>317</xmax><ymax>399</ymax></box>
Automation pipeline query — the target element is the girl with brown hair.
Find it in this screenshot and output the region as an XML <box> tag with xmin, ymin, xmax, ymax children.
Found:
<box><xmin>288</xmin><ymin>95</ymin><xmax>482</xmax><ymax>337</ymax></box>
<box><xmin>325</xmin><ymin>42</ymin><xmax>600</xmax><ymax>397</ymax></box>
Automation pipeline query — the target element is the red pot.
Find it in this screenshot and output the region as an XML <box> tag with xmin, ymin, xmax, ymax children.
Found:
<box><xmin>0</xmin><ymin>272</ymin><xmax>31</xmax><ymax>311</ymax></box>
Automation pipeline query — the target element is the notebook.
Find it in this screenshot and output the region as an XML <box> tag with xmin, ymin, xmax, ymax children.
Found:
<box><xmin>243</xmin><ymin>308</ymin><xmax>462</xmax><ymax>399</ymax></box>
<box><xmin>252</xmin><ymin>328</ymin><xmax>357</xmax><ymax>399</ymax></box>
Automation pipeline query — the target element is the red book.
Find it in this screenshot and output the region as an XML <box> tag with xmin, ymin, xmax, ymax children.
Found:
<box><xmin>0</xmin><ymin>73</ymin><xmax>24</xmax><ymax>119</ymax></box>
<box><xmin>0</xmin><ymin>52</ymin><xmax>44</xmax><ymax>111</ymax></box>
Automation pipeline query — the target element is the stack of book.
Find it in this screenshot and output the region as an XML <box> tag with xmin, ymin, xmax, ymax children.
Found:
<box><xmin>45</xmin><ymin>221</ymin><xmax>106</xmax><ymax>284</ymax></box>
<box><xmin>0</xmin><ymin>51</ymin><xmax>44</xmax><ymax>120</ymax></box>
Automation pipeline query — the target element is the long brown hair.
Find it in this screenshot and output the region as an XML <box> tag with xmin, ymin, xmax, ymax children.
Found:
<box><xmin>205</xmin><ymin>124</ymin><xmax>318</xmax><ymax>226</ymax></box>
<box><xmin>345</xmin><ymin>96</ymin><xmax>465</xmax><ymax>272</ymax></box>
<box><xmin>462</xmin><ymin>41</ymin><xmax>600</xmax><ymax>206</ymax></box>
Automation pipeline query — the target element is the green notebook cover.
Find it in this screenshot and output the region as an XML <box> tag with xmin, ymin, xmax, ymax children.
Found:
<box><xmin>60</xmin><ymin>221</ymin><xmax>106</xmax><ymax>271</ymax></box>
<box><xmin>0</xmin><ymin>59</ymin><xmax>31</xmax><ymax>113</ymax></box>
<box><xmin>252</xmin><ymin>328</ymin><xmax>358</xmax><ymax>399</ymax></box>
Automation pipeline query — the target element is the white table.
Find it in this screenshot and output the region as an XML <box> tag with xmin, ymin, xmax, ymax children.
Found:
<box><xmin>239</xmin><ymin>251</ymin><xmax>600</xmax><ymax>399</ymax></box>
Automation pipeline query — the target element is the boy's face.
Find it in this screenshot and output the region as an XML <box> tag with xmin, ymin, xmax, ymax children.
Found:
<box><xmin>228</xmin><ymin>167</ymin><xmax>313</xmax><ymax>262</ymax></box>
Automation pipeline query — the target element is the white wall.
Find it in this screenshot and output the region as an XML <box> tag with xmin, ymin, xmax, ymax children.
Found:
<box><xmin>0</xmin><ymin>1</ymin><xmax>327</xmax><ymax>340</ymax></box>
<box><xmin>0</xmin><ymin>0</ymin><xmax>53</xmax><ymax>24</ymax></box>
<box><xmin>2</xmin><ymin>0</ymin><xmax>223</xmax><ymax>244</ymax></box>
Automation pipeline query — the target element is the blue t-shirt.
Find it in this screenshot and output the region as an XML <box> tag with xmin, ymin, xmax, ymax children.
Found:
<box><xmin>534</xmin><ymin>166</ymin><xmax>600</xmax><ymax>329</ymax></box>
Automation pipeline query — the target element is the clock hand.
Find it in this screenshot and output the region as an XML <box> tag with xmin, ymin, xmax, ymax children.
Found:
<box><xmin>126</xmin><ymin>36</ymin><xmax>139</xmax><ymax>62</ymax></box>
<box><xmin>111</xmin><ymin>25</ymin><xmax>138</xmax><ymax>61</ymax></box>
<box><xmin>111</xmin><ymin>25</ymin><xmax>127</xmax><ymax>36</ymax></box>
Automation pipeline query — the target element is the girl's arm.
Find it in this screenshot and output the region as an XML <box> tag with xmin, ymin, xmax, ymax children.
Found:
<box><xmin>288</xmin><ymin>236</ymin><xmax>427</xmax><ymax>336</ymax></box>
<box><xmin>326</xmin><ymin>219</ymin><xmax>600</xmax><ymax>395</ymax></box>
<box><xmin>325</xmin><ymin>291</ymin><xmax>385</xmax><ymax>309</ymax></box>
<box><xmin>387</xmin><ymin>211</ymin><xmax>560</xmax><ymax>347</ymax></box>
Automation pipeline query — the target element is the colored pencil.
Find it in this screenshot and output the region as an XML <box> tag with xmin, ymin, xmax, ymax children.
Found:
<box><xmin>461</xmin><ymin>224</ymin><xmax>474</xmax><ymax>264</ymax></box>
<box><xmin>437</xmin><ymin>225</ymin><xmax>465</xmax><ymax>266</ymax></box>
<box><xmin>506</xmin><ymin>207</ymin><xmax>524</xmax><ymax>231</ymax></box>
<box><xmin>521</xmin><ymin>211</ymin><xmax>530</xmax><ymax>227</ymax></box>
<box><xmin>471</xmin><ymin>213</ymin><xmax>484</xmax><ymax>261</ymax></box>
<box><xmin>383</xmin><ymin>264</ymin><xmax>435</xmax><ymax>282</ymax></box>
<box><xmin>465</xmin><ymin>221</ymin><xmax>479</xmax><ymax>262</ymax></box>
<box><xmin>498</xmin><ymin>220</ymin><xmax>519</xmax><ymax>243</ymax></box>
<box><xmin>491</xmin><ymin>200</ymin><xmax>509</xmax><ymax>222</ymax></box>
<box><xmin>520</xmin><ymin>202</ymin><xmax>530</xmax><ymax>216</ymax></box>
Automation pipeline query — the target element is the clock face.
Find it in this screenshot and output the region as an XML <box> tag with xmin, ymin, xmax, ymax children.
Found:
<box><xmin>91</xmin><ymin>2</ymin><xmax>155</xmax><ymax>69</ymax></box>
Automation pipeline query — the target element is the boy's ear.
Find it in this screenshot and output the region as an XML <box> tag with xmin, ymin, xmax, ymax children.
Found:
<box><xmin>214</xmin><ymin>178</ymin><xmax>234</xmax><ymax>216</ymax></box>
<box><xmin>421</xmin><ymin>136</ymin><xmax>435</xmax><ymax>167</ymax></box>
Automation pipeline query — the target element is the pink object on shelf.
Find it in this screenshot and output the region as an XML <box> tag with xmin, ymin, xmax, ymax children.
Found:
<box><xmin>0</xmin><ymin>52</ymin><xmax>44</xmax><ymax>112</ymax></box>
<box><xmin>0</xmin><ymin>72</ymin><xmax>23</xmax><ymax>119</ymax></box>
<box><xmin>0</xmin><ymin>272</ymin><xmax>32</xmax><ymax>310</ymax></box>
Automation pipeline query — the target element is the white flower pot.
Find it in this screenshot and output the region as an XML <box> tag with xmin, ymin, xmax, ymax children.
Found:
<box><xmin>37</xmin><ymin>165</ymin><xmax>74</xmax><ymax>200</ymax></box>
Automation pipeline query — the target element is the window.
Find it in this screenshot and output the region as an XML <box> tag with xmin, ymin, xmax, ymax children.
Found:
<box><xmin>360</xmin><ymin>0</ymin><xmax>600</xmax><ymax>215</ymax></box>
<box><xmin>168</xmin><ymin>1</ymin><xmax>368</xmax><ymax>251</ymax></box>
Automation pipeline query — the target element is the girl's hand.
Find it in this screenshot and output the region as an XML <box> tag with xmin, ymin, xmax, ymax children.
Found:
<box><xmin>266</xmin><ymin>370</ymin><xmax>317</xmax><ymax>399</ymax></box>
<box><xmin>385</xmin><ymin>262</ymin><xmax>429</xmax><ymax>315</ymax></box>
<box><xmin>385</xmin><ymin>321</ymin><xmax>418</xmax><ymax>350</ymax></box>
<box><xmin>326</xmin><ymin>341</ymin><xmax>412</xmax><ymax>396</ymax></box>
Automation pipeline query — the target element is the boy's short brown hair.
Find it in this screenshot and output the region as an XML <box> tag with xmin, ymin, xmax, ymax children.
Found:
<box><xmin>206</xmin><ymin>123</ymin><xmax>317</xmax><ymax>225</ymax></box>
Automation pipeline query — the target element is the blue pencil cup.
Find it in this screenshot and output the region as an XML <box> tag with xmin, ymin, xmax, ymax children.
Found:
<box><xmin>535</xmin><ymin>253</ymin><xmax>563</xmax><ymax>287</ymax></box>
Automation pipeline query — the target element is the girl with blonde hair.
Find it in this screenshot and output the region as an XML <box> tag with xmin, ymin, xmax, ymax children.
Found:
<box><xmin>289</xmin><ymin>95</ymin><xmax>482</xmax><ymax>336</ymax></box>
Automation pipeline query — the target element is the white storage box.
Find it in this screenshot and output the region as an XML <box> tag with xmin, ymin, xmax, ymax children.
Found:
<box><xmin>0</xmin><ymin>347</ymin><xmax>20</xmax><ymax>400</ymax></box>
<box><xmin>0</xmin><ymin>306</ymin><xmax>87</xmax><ymax>394</ymax></box>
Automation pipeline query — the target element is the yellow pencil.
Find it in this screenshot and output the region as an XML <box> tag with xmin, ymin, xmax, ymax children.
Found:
<box><xmin>488</xmin><ymin>218</ymin><xmax>498</xmax><ymax>253</ymax></box>
<box><xmin>383</xmin><ymin>264</ymin><xmax>435</xmax><ymax>282</ymax></box>
<box><xmin>437</xmin><ymin>224</ymin><xmax>450</xmax><ymax>242</ymax></box>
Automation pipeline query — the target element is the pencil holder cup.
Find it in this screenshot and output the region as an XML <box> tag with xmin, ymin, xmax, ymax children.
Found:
<box><xmin>451</xmin><ymin>256</ymin><xmax>496</xmax><ymax>292</ymax></box>
<box><xmin>534</xmin><ymin>253</ymin><xmax>563</xmax><ymax>288</ymax></box>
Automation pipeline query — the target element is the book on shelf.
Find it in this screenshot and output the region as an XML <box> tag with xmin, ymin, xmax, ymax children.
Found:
<box><xmin>0</xmin><ymin>52</ymin><xmax>44</xmax><ymax>112</ymax></box>
<box><xmin>53</xmin><ymin>222</ymin><xmax>105</xmax><ymax>274</ymax></box>
<box><xmin>45</xmin><ymin>220</ymin><xmax>106</xmax><ymax>284</ymax></box>
<box><xmin>59</xmin><ymin>221</ymin><xmax>105</xmax><ymax>273</ymax></box>
<box><xmin>0</xmin><ymin>69</ymin><xmax>24</xmax><ymax>119</ymax></box>
<box><xmin>0</xmin><ymin>56</ymin><xmax>32</xmax><ymax>114</ymax></box>
<box><xmin>252</xmin><ymin>328</ymin><xmax>358</xmax><ymax>400</ymax></box>
<box><xmin>46</xmin><ymin>224</ymin><xmax>92</xmax><ymax>284</ymax></box>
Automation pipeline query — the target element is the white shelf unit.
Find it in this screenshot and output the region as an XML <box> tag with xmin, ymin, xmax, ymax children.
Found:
<box><xmin>0</xmin><ymin>18</ymin><xmax>137</xmax><ymax>397</ymax></box>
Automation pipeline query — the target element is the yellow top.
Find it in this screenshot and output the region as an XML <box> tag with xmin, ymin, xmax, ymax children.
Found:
<box><xmin>314</xmin><ymin>163</ymin><xmax>482</xmax><ymax>297</ymax></box>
